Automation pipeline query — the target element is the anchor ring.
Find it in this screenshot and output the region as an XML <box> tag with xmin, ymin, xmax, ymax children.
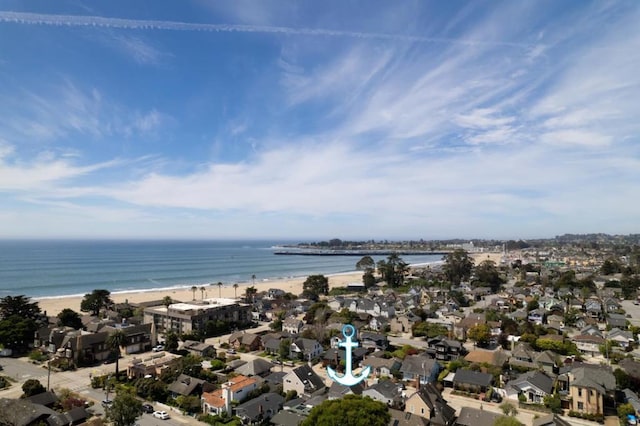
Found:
<box><xmin>342</xmin><ymin>324</ymin><xmax>355</xmax><ymax>338</ymax></box>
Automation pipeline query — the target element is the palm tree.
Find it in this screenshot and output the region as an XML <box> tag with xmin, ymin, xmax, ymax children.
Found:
<box><xmin>191</xmin><ymin>286</ymin><xmax>197</xmax><ymax>301</ymax></box>
<box><xmin>106</xmin><ymin>330</ymin><xmax>126</xmax><ymax>377</ymax></box>
<box><xmin>251</xmin><ymin>274</ymin><xmax>256</xmax><ymax>285</ymax></box>
<box><xmin>199</xmin><ymin>286</ymin><xmax>205</xmax><ymax>300</ymax></box>
<box><xmin>217</xmin><ymin>282</ymin><xmax>223</xmax><ymax>298</ymax></box>
<box><xmin>233</xmin><ymin>283</ymin><xmax>239</xmax><ymax>299</ymax></box>
<box><xmin>245</xmin><ymin>286</ymin><xmax>257</xmax><ymax>304</ymax></box>
<box><xmin>161</xmin><ymin>296</ymin><xmax>173</xmax><ymax>333</ymax></box>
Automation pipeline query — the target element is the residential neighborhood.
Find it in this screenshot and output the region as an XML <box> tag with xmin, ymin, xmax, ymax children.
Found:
<box><xmin>2</xmin><ymin>236</ymin><xmax>640</xmax><ymax>426</ymax></box>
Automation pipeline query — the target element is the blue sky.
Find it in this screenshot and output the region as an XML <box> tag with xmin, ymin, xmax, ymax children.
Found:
<box><xmin>0</xmin><ymin>1</ymin><xmax>639</xmax><ymax>240</ymax></box>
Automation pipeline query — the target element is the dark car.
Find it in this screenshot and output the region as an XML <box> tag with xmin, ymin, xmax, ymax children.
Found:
<box><xmin>141</xmin><ymin>403</ymin><xmax>154</xmax><ymax>413</ymax></box>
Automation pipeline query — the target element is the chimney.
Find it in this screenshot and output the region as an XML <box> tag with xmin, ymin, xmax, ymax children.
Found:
<box><xmin>222</xmin><ymin>382</ymin><xmax>232</xmax><ymax>414</ymax></box>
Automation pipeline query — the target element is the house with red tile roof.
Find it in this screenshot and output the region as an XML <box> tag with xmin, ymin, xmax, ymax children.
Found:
<box><xmin>201</xmin><ymin>375</ymin><xmax>258</xmax><ymax>416</ymax></box>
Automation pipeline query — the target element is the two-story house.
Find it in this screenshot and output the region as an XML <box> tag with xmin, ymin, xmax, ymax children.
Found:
<box><xmin>282</xmin><ymin>317</ymin><xmax>304</xmax><ymax>335</ymax></box>
<box><xmin>426</xmin><ymin>336</ymin><xmax>463</xmax><ymax>362</ymax></box>
<box><xmin>404</xmin><ymin>383</ymin><xmax>456</xmax><ymax>425</ymax></box>
<box><xmin>289</xmin><ymin>338</ymin><xmax>323</xmax><ymax>361</ymax></box>
<box><xmin>201</xmin><ymin>375</ymin><xmax>258</xmax><ymax>416</ymax></box>
<box><xmin>282</xmin><ymin>364</ymin><xmax>326</xmax><ymax>398</ymax></box>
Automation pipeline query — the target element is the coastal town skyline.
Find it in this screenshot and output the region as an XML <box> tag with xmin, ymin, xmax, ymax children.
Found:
<box><xmin>1</xmin><ymin>1</ymin><xmax>639</xmax><ymax>240</ymax></box>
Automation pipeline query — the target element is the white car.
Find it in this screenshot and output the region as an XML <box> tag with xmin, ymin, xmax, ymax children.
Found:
<box><xmin>152</xmin><ymin>345</ymin><xmax>165</xmax><ymax>352</ymax></box>
<box><xmin>152</xmin><ymin>411</ymin><xmax>170</xmax><ymax>420</ymax></box>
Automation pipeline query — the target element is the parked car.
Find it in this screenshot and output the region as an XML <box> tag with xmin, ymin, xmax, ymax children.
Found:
<box><xmin>153</xmin><ymin>345</ymin><xmax>165</xmax><ymax>352</ymax></box>
<box><xmin>101</xmin><ymin>399</ymin><xmax>113</xmax><ymax>408</ymax></box>
<box><xmin>152</xmin><ymin>411</ymin><xmax>170</xmax><ymax>420</ymax></box>
<box><xmin>141</xmin><ymin>403</ymin><xmax>154</xmax><ymax>413</ymax></box>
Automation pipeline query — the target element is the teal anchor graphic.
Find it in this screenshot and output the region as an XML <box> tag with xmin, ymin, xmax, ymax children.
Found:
<box><xmin>327</xmin><ymin>324</ymin><xmax>371</xmax><ymax>386</ymax></box>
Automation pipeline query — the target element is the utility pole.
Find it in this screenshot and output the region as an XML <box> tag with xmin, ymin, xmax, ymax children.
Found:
<box><xmin>46</xmin><ymin>358</ymin><xmax>51</xmax><ymax>391</ymax></box>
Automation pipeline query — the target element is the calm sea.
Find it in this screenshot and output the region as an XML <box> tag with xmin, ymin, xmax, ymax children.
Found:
<box><xmin>0</xmin><ymin>240</ymin><xmax>442</xmax><ymax>299</ymax></box>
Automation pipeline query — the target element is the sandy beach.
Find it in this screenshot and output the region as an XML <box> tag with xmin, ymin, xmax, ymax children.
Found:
<box><xmin>36</xmin><ymin>252</ymin><xmax>503</xmax><ymax>317</ymax></box>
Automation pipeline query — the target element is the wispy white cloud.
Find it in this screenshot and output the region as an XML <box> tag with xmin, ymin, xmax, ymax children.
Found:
<box><xmin>0</xmin><ymin>142</ymin><xmax>120</xmax><ymax>192</ymax></box>
<box><xmin>0</xmin><ymin>80</ymin><xmax>167</xmax><ymax>144</ymax></box>
<box><xmin>111</xmin><ymin>34</ymin><xmax>164</xmax><ymax>65</ymax></box>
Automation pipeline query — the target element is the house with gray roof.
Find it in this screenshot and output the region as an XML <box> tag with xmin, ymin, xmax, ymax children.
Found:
<box><xmin>400</xmin><ymin>354</ymin><xmax>441</xmax><ymax>385</ymax></box>
<box><xmin>505</xmin><ymin>371</ymin><xmax>554</xmax><ymax>404</ymax></box>
<box><xmin>362</xmin><ymin>379</ymin><xmax>405</xmax><ymax>408</ymax></box>
<box><xmin>361</xmin><ymin>355</ymin><xmax>402</xmax><ymax>378</ymax></box>
<box><xmin>235</xmin><ymin>392</ymin><xmax>285</xmax><ymax>424</ymax></box>
<box><xmin>531</xmin><ymin>413</ymin><xmax>572</xmax><ymax>426</ymax></box>
<box><xmin>607</xmin><ymin>313</ymin><xmax>628</xmax><ymax>329</ymax></box>
<box><xmin>0</xmin><ymin>398</ymin><xmax>57</xmax><ymax>426</ymax></box>
<box><xmin>454</xmin><ymin>407</ymin><xmax>500</xmax><ymax>426</ymax></box>
<box><xmin>558</xmin><ymin>364</ymin><xmax>615</xmax><ymax>416</ymax></box>
<box><xmin>282</xmin><ymin>317</ymin><xmax>304</xmax><ymax>334</ymax></box>
<box><xmin>452</xmin><ymin>369</ymin><xmax>493</xmax><ymax>393</ymax></box>
<box><xmin>271</xmin><ymin>410</ymin><xmax>307</xmax><ymax>426</ymax></box>
<box><xmin>168</xmin><ymin>374</ymin><xmax>207</xmax><ymax>398</ymax></box>
<box><xmin>46</xmin><ymin>407</ymin><xmax>89</xmax><ymax>426</ymax></box>
<box><xmin>404</xmin><ymin>383</ymin><xmax>456</xmax><ymax>425</ymax></box>
<box><xmin>290</xmin><ymin>338</ymin><xmax>323</xmax><ymax>361</ymax></box>
<box><xmin>327</xmin><ymin>381</ymin><xmax>365</xmax><ymax>400</ymax></box>
<box><xmin>283</xmin><ymin>364</ymin><xmax>326</xmax><ymax>397</ymax></box>
<box><xmin>234</xmin><ymin>358</ymin><xmax>275</xmax><ymax>377</ymax></box>
<box><xmin>182</xmin><ymin>340</ymin><xmax>216</xmax><ymax>358</ymax></box>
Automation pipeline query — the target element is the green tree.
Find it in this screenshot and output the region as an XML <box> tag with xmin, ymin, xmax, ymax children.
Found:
<box><xmin>0</xmin><ymin>315</ymin><xmax>38</xmax><ymax>352</ymax></box>
<box><xmin>106</xmin><ymin>330</ymin><xmax>126</xmax><ymax>377</ymax></box>
<box><xmin>443</xmin><ymin>249</ymin><xmax>474</xmax><ymax>285</ymax></box>
<box><xmin>199</xmin><ymin>286</ymin><xmax>206</xmax><ymax>300</ymax></box>
<box><xmin>356</xmin><ymin>256</ymin><xmax>375</xmax><ymax>272</ymax></box>
<box><xmin>106</xmin><ymin>389</ymin><xmax>142</xmax><ymax>426</ymax></box>
<box><xmin>22</xmin><ymin>378</ymin><xmax>46</xmax><ymax>397</ymax></box>
<box><xmin>165</xmin><ymin>331</ymin><xmax>179</xmax><ymax>351</ymax></box>
<box><xmin>244</xmin><ymin>286</ymin><xmax>257</xmax><ymax>303</ymax></box>
<box><xmin>217</xmin><ymin>281</ymin><xmax>223</xmax><ymax>298</ymax></box>
<box><xmin>279</xmin><ymin>338</ymin><xmax>291</xmax><ymax>360</ymax></box>
<box><xmin>80</xmin><ymin>289</ymin><xmax>113</xmax><ymax>316</ymax></box>
<box><xmin>614</xmin><ymin>368</ymin><xmax>631</xmax><ymax>389</ymax></box>
<box><xmin>175</xmin><ymin>395</ymin><xmax>201</xmax><ymax>413</ymax></box>
<box><xmin>303</xmin><ymin>275</ymin><xmax>330</xmax><ymax>301</ymax></box>
<box><xmin>0</xmin><ymin>295</ymin><xmax>41</xmax><ymax>320</ymax></box>
<box><xmin>362</xmin><ymin>270</ymin><xmax>376</xmax><ymax>288</ymax></box>
<box><xmin>301</xmin><ymin>395</ymin><xmax>390</xmax><ymax>426</ymax></box>
<box><xmin>378</xmin><ymin>253</ymin><xmax>409</xmax><ymax>288</ymax></box>
<box><xmin>618</xmin><ymin>402</ymin><xmax>636</xmax><ymax>422</ymax></box>
<box><xmin>233</xmin><ymin>283</ymin><xmax>239</xmax><ymax>298</ymax></box>
<box><xmin>543</xmin><ymin>393</ymin><xmax>562</xmax><ymax>413</ymax></box>
<box><xmin>191</xmin><ymin>286</ymin><xmax>197</xmax><ymax>301</ymax></box>
<box><xmin>271</xmin><ymin>311</ymin><xmax>286</xmax><ymax>331</ymax></box>
<box><xmin>412</xmin><ymin>322</ymin><xmax>449</xmax><ymax>338</ymax></box>
<box><xmin>494</xmin><ymin>417</ymin><xmax>524</xmax><ymax>426</ymax></box>
<box><xmin>474</xmin><ymin>260</ymin><xmax>504</xmax><ymax>292</ymax></box>
<box><xmin>57</xmin><ymin>308</ymin><xmax>83</xmax><ymax>329</ymax></box>
<box><xmin>0</xmin><ymin>296</ymin><xmax>43</xmax><ymax>353</ymax></box>
<box><xmin>499</xmin><ymin>401</ymin><xmax>518</xmax><ymax>416</ymax></box>
<box><xmin>467</xmin><ymin>323</ymin><xmax>491</xmax><ymax>347</ymax></box>
<box><xmin>601</xmin><ymin>259</ymin><xmax>621</xmax><ymax>275</ymax></box>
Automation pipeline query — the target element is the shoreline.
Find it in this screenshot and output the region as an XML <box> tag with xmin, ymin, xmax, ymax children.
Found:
<box><xmin>35</xmin><ymin>252</ymin><xmax>502</xmax><ymax>317</ymax></box>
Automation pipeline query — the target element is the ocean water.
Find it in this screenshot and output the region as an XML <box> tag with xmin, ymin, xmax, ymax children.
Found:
<box><xmin>0</xmin><ymin>240</ymin><xmax>443</xmax><ymax>299</ymax></box>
